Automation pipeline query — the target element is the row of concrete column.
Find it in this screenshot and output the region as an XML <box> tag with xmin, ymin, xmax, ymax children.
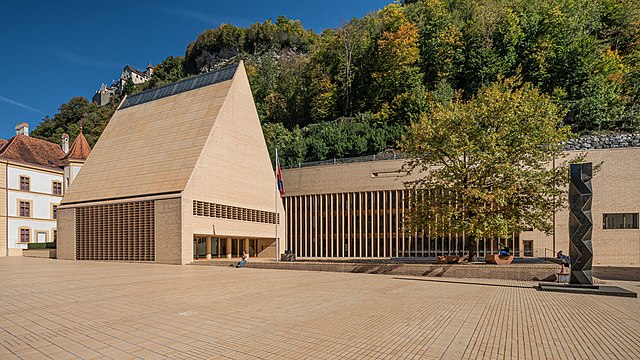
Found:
<box><xmin>204</xmin><ymin>236</ymin><xmax>251</xmax><ymax>259</ymax></box>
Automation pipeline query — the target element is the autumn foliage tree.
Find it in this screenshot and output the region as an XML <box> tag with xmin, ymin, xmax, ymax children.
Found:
<box><xmin>33</xmin><ymin>1</ymin><xmax>640</xmax><ymax>165</ymax></box>
<box><xmin>401</xmin><ymin>77</ymin><xmax>580</xmax><ymax>260</ymax></box>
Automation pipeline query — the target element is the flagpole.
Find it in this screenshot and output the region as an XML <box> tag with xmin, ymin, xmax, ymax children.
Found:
<box><xmin>275</xmin><ymin>148</ymin><xmax>279</xmax><ymax>263</ymax></box>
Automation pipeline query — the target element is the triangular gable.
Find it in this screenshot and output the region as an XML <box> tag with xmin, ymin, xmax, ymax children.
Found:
<box><xmin>61</xmin><ymin>65</ymin><xmax>237</xmax><ymax>205</ymax></box>
<box><xmin>184</xmin><ymin>61</ymin><xmax>285</xmax><ymax>223</ymax></box>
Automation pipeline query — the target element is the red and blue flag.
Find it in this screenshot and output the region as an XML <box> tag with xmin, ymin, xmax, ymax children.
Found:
<box><xmin>276</xmin><ymin>163</ymin><xmax>285</xmax><ymax>197</ymax></box>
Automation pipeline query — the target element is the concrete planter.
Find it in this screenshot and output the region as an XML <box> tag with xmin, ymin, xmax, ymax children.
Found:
<box><xmin>22</xmin><ymin>249</ymin><xmax>57</xmax><ymax>258</ymax></box>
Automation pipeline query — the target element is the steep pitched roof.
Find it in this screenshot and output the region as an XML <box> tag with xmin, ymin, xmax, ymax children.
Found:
<box><xmin>62</xmin><ymin>131</ymin><xmax>91</xmax><ymax>161</ymax></box>
<box><xmin>123</xmin><ymin>65</ymin><xmax>148</xmax><ymax>78</ymax></box>
<box><xmin>0</xmin><ymin>134</ymin><xmax>65</xmax><ymax>169</ymax></box>
<box><xmin>61</xmin><ymin>62</ymin><xmax>241</xmax><ymax>205</ymax></box>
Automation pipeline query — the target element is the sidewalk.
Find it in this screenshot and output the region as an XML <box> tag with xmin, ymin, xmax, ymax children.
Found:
<box><xmin>1</xmin><ymin>257</ymin><xmax>639</xmax><ymax>359</ymax></box>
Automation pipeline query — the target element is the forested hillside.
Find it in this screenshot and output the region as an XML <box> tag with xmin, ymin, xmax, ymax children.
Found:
<box><xmin>32</xmin><ymin>0</ymin><xmax>640</xmax><ymax>166</ymax></box>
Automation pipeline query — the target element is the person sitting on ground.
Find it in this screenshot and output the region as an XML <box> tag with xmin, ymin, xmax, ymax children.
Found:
<box><xmin>499</xmin><ymin>247</ymin><xmax>510</xmax><ymax>256</ymax></box>
<box><xmin>236</xmin><ymin>251</ymin><xmax>249</xmax><ymax>268</ymax></box>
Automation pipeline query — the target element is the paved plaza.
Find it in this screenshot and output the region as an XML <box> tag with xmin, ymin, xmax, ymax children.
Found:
<box><xmin>1</xmin><ymin>258</ymin><xmax>639</xmax><ymax>359</ymax></box>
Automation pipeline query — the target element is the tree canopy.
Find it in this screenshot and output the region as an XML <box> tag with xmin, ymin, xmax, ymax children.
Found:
<box><xmin>401</xmin><ymin>77</ymin><xmax>580</xmax><ymax>260</ymax></box>
<box><xmin>31</xmin><ymin>1</ymin><xmax>640</xmax><ymax>165</ymax></box>
<box><xmin>30</xmin><ymin>96</ymin><xmax>118</xmax><ymax>148</ymax></box>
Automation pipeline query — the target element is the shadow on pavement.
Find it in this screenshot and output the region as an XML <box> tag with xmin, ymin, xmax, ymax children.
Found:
<box><xmin>393</xmin><ymin>277</ymin><xmax>535</xmax><ymax>289</ymax></box>
<box><xmin>593</xmin><ymin>267</ymin><xmax>640</xmax><ymax>282</ymax></box>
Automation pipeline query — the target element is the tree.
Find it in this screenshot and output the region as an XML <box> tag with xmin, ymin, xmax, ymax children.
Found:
<box><xmin>262</xmin><ymin>123</ymin><xmax>305</xmax><ymax>166</ymax></box>
<box><xmin>144</xmin><ymin>56</ymin><xmax>186</xmax><ymax>89</ymax></box>
<box><xmin>31</xmin><ymin>96</ymin><xmax>116</xmax><ymax>148</ymax></box>
<box><xmin>371</xmin><ymin>4</ymin><xmax>423</xmax><ymax>124</ymax></box>
<box><xmin>121</xmin><ymin>78</ymin><xmax>136</xmax><ymax>96</ymax></box>
<box><xmin>401</xmin><ymin>77</ymin><xmax>580</xmax><ymax>261</ymax></box>
<box><xmin>32</xmin><ymin>1</ymin><xmax>640</xmax><ymax>165</ymax></box>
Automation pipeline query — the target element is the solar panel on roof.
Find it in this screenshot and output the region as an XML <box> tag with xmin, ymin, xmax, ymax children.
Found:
<box><xmin>119</xmin><ymin>63</ymin><xmax>238</xmax><ymax>109</ymax></box>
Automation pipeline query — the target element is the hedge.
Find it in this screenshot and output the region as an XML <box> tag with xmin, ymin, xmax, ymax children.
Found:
<box><xmin>27</xmin><ymin>242</ymin><xmax>56</xmax><ymax>249</ymax></box>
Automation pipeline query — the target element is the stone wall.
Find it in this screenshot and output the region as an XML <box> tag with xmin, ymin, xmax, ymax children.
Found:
<box><xmin>565</xmin><ymin>133</ymin><xmax>640</xmax><ymax>150</ymax></box>
<box><xmin>195</xmin><ymin>260</ymin><xmax>559</xmax><ymax>282</ymax></box>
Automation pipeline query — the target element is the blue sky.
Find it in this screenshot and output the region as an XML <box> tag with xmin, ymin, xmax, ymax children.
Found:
<box><xmin>0</xmin><ymin>0</ymin><xmax>391</xmax><ymax>140</ymax></box>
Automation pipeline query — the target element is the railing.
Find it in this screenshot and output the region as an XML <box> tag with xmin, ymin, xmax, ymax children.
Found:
<box><xmin>544</xmin><ymin>248</ymin><xmax>556</xmax><ymax>259</ymax></box>
<box><xmin>282</xmin><ymin>151</ymin><xmax>405</xmax><ymax>169</ymax></box>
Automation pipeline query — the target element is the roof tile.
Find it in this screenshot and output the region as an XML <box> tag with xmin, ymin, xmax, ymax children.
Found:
<box><xmin>62</xmin><ymin>131</ymin><xmax>91</xmax><ymax>160</ymax></box>
<box><xmin>0</xmin><ymin>135</ymin><xmax>65</xmax><ymax>169</ymax></box>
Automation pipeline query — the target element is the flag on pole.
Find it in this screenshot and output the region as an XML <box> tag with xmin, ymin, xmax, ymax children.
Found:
<box><xmin>276</xmin><ymin>156</ymin><xmax>285</xmax><ymax>197</ymax></box>
<box><xmin>274</xmin><ymin>149</ymin><xmax>283</xmax><ymax>263</ymax></box>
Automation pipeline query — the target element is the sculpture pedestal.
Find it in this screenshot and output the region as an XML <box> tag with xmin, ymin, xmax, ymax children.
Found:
<box><xmin>538</xmin><ymin>282</ymin><xmax>636</xmax><ymax>298</ymax></box>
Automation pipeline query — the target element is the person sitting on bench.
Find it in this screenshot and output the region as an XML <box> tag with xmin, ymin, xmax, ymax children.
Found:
<box><xmin>499</xmin><ymin>247</ymin><xmax>510</xmax><ymax>256</ymax></box>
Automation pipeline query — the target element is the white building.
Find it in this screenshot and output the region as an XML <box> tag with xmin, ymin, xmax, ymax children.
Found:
<box><xmin>92</xmin><ymin>64</ymin><xmax>154</xmax><ymax>106</ymax></box>
<box><xmin>121</xmin><ymin>64</ymin><xmax>153</xmax><ymax>85</ymax></box>
<box><xmin>0</xmin><ymin>122</ymin><xmax>90</xmax><ymax>256</ymax></box>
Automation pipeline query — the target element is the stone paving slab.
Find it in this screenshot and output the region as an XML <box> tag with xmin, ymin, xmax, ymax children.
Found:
<box><xmin>1</xmin><ymin>257</ymin><xmax>639</xmax><ymax>359</ymax></box>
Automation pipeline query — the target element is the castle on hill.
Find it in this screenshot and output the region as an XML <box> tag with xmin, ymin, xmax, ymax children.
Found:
<box><xmin>92</xmin><ymin>63</ymin><xmax>154</xmax><ymax>106</ymax></box>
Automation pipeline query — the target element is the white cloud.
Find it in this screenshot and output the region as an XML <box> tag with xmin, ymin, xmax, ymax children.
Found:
<box><xmin>0</xmin><ymin>95</ymin><xmax>44</xmax><ymax>115</ymax></box>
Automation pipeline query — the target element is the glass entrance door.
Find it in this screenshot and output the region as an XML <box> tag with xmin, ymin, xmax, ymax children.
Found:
<box><xmin>523</xmin><ymin>240</ymin><xmax>533</xmax><ymax>257</ymax></box>
<box><xmin>193</xmin><ymin>236</ymin><xmax>207</xmax><ymax>259</ymax></box>
<box><xmin>249</xmin><ymin>240</ymin><xmax>256</xmax><ymax>257</ymax></box>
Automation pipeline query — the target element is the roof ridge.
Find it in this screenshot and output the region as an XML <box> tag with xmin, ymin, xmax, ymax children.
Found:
<box><xmin>0</xmin><ymin>134</ymin><xmax>65</xmax><ymax>169</ymax></box>
<box><xmin>120</xmin><ymin>62</ymin><xmax>239</xmax><ymax>109</ymax></box>
<box><xmin>124</xmin><ymin>65</ymin><xmax>147</xmax><ymax>77</ymax></box>
<box><xmin>0</xmin><ymin>135</ymin><xmax>18</xmax><ymax>157</ymax></box>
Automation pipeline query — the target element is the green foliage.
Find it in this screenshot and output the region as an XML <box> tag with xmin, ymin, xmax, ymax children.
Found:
<box><xmin>401</xmin><ymin>77</ymin><xmax>580</xmax><ymax>259</ymax></box>
<box><xmin>27</xmin><ymin>242</ymin><xmax>56</xmax><ymax>249</ymax></box>
<box><xmin>184</xmin><ymin>17</ymin><xmax>318</xmax><ymax>74</ymax></box>
<box><xmin>32</xmin><ymin>1</ymin><xmax>640</xmax><ymax>163</ymax></box>
<box><xmin>143</xmin><ymin>56</ymin><xmax>186</xmax><ymax>89</ymax></box>
<box><xmin>302</xmin><ymin>118</ymin><xmax>403</xmax><ymax>161</ymax></box>
<box><xmin>121</xmin><ymin>78</ymin><xmax>136</xmax><ymax>96</ymax></box>
<box><xmin>264</xmin><ymin>117</ymin><xmax>404</xmax><ymax>166</ymax></box>
<box><xmin>403</xmin><ymin>0</ymin><xmax>640</xmax><ymax>132</ymax></box>
<box><xmin>262</xmin><ymin>123</ymin><xmax>306</xmax><ymax>166</ymax></box>
<box><xmin>31</xmin><ymin>96</ymin><xmax>117</xmax><ymax>148</ymax></box>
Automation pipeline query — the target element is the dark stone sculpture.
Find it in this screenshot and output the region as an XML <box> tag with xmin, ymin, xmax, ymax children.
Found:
<box><xmin>569</xmin><ymin>163</ymin><xmax>593</xmax><ymax>285</ymax></box>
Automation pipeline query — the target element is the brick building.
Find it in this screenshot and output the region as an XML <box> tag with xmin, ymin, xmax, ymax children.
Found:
<box><xmin>58</xmin><ymin>62</ymin><xmax>286</xmax><ymax>265</ymax></box>
<box><xmin>281</xmin><ymin>147</ymin><xmax>640</xmax><ymax>266</ymax></box>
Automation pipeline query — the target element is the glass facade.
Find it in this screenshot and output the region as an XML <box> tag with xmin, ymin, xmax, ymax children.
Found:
<box><xmin>284</xmin><ymin>190</ymin><xmax>520</xmax><ymax>258</ymax></box>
